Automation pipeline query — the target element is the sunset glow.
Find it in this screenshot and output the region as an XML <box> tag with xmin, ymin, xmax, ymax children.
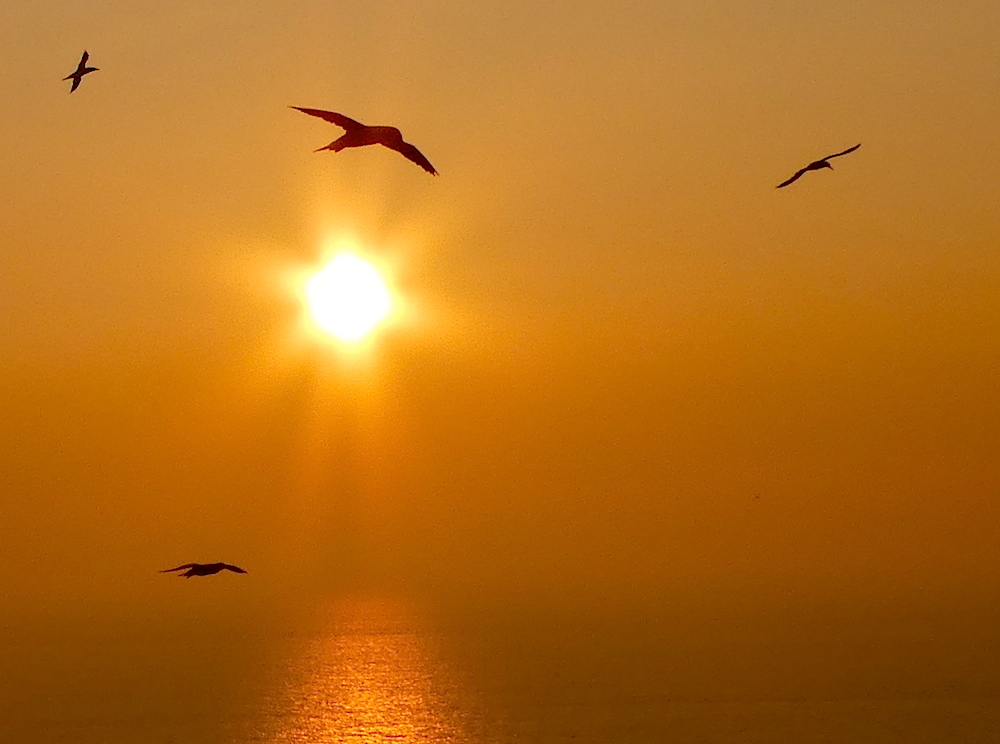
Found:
<box><xmin>305</xmin><ymin>253</ymin><xmax>393</xmax><ymax>342</ymax></box>
<box><xmin>5</xmin><ymin>2</ymin><xmax>1000</xmax><ymax>742</ymax></box>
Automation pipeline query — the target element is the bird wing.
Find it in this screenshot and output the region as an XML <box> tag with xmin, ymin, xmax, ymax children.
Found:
<box><xmin>776</xmin><ymin>167</ymin><xmax>808</xmax><ymax>188</ymax></box>
<box><xmin>69</xmin><ymin>76</ymin><xmax>81</xmax><ymax>93</ymax></box>
<box><xmin>221</xmin><ymin>564</ymin><xmax>248</xmax><ymax>573</ymax></box>
<box><xmin>825</xmin><ymin>143</ymin><xmax>861</xmax><ymax>160</ymax></box>
<box><xmin>161</xmin><ymin>564</ymin><xmax>197</xmax><ymax>573</ymax></box>
<box><xmin>290</xmin><ymin>107</ymin><xmax>365</xmax><ymax>130</ymax></box>
<box><xmin>80</xmin><ymin>51</ymin><xmax>89</xmax><ymax>66</ymax></box>
<box><xmin>389</xmin><ymin>141</ymin><xmax>438</xmax><ymax>175</ymax></box>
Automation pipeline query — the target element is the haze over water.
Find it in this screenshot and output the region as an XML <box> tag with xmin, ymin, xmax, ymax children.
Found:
<box><xmin>2</xmin><ymin>0</ymin><xmax>1000</xmax><ymax>742</ymax></box>
<box><xmin>3</xmin><ymin>590</ymin><xmax>999</xmax><ymax>743</ymax></box>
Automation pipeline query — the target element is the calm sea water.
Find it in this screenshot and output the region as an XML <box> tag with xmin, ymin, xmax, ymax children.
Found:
<box><xmin>2</xmin><ymin>595</ymin><xmax>998</xmax><ymax>743</ymax></box>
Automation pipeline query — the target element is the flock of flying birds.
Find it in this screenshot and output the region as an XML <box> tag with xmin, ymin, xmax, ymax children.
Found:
<box><xmin>60</xmin><ymin>47</ymin><xmax>861</xmax><ymax>579</ymax></box>
<box><xmin>65</xmin><ymin>50</ymin><xmax>858</xmax><ymax>188</ymax></box>
<box><xmin>66</xmin><ymin>51</ymin><xmax>437</xmax><ymax>177</ymax></box>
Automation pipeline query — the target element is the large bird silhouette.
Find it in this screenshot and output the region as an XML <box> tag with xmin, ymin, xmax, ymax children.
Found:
<box><xmin>64</xmin><ymin>51</ymin><xmax>98</xmax><ymax>93</ymax></box>
<box><xmin>160</xmin><ymin>562</ymin><xmax>247</xmax><ymax>578</ymax></box>
<box><xmin>776</xmin><ymin>144</ymin><xmax>861</xmax><ymax>188</ymax></box>
<box><xmin>290</xmin><ymin>106</ymin><xmax>437</xmax><ymax>175</ymax></box>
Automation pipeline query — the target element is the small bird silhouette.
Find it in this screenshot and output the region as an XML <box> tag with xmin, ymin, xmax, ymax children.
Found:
<box><xmin>290</xmin><ymin>106</ymin><xmax>437</xmax><ymax>175</ymax></box>
<box><xmin>64</xmin><ymin>51</ymin><xmax>98</xmax><ymax>93</ymax></box>
<box><xmin>776</xmin><ymin>144</ymin><xmax>861</xmax><ymax>188</ymax></box>
<box><xmin>160</xmin><ymin>562</ymin><xmax>247</xmax><ymax>578</ymax></box>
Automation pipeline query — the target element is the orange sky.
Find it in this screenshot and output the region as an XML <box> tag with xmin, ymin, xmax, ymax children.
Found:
<box><xmin>1</xmin><ymin>0</ymin><xmax>999</xmax><ymax>619</ymax></box>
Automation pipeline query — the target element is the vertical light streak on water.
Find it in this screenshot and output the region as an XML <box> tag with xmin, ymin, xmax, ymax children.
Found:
<box><xmin>251</xmin><ymin>596</ymin><xmax>483</xmax><ymax>744</ymax></box>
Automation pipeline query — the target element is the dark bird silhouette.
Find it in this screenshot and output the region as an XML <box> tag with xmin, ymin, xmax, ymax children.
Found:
<box><xmin>290</xmin><ymin>106</ymin><xmax>437</xmax><ymax>175</ymax></box>
<box><xmin>160</xmin><ymin>562</ymin><xmax>247</xmax><ymax>578</ymax></box>
<box><xmin>63</xmin><ymin>51</ymin><xmax>98</xmax><ymax>93</ymax></box>
<box><xmin>776</xmin><ymin>144</ymin><xmax>861</xmax><ymax>188</ymax></box>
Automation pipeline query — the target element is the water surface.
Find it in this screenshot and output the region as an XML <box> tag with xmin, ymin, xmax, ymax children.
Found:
<box><xmin>3</xmin><ymin>595</ymin><xmax>998</xmax><ymax>743</ymax></box>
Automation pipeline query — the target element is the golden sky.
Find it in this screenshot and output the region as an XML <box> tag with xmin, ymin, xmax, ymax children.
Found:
<box><xmin>1</xmin><ymin>0</ymin><xmax>999</xmax><ymax>617</ymax></box>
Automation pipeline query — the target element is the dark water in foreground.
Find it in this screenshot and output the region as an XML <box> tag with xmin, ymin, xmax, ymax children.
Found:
<box><xmin>2</xmin><ymin>596</ymin><xmax>998</xmax><ymax>743</ymax></box>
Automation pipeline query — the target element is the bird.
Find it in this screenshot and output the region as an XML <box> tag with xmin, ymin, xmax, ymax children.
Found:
<box><xmin>290</xmin><ymin>106</ymin><xmax>437</xmax><ymax>175</ymax></box>
<box><xmin>63</xmin><ymin>51</ymin><xmax>99</xmax><ymax>93</ymax></box>
<box><xmin>776</xmin><ymin>143</ymin><xmax>861</xmax><ymax>188</ymax></box>
<box><xmin>160</xmin><ymin>562</ymin><xmax>248</xmax><ymax>578</ymax></box>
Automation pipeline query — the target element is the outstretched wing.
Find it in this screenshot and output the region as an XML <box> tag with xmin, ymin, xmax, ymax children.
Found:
<box><xmin>825</xmin><ymin>143</ymin><xmax>861</xmax><ymax>160</ymax></box>
<box><xmin>289</xmin><ymin>107</ymin><xmax>365</xmax><ymax>131</ymax></box>
<box><xmin>80</xmin><ymin>51</ymin><xmax>89</xmax><ymax>66</ymax></box>
<box><xmin>776</xmin><ymin>167</ymin><xmax>808</xmax><ymax>189</ymax></box>
<box><xmin>161</xmin><ymin>564</ymin><xmax>196</xmax><ymax>573</ymax></box>
<box><xmin>389</xmin><ymin>141</ymin><xmax>438</xmax><ymax>175</ymax></box>
<box><xmin>69</xmin><ymin>76</ymin><xmax>81</xmax><ymax>93</ymax></box>
<box><xmin>221</xmin><ymin>564</ymin><xmax>248</xmax><ymax>574</ymax></box>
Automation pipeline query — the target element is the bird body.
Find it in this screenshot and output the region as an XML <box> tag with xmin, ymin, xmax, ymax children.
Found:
<box><xmin>160</xmin><ymin>562</ymin><xmax>247</xmax><ymax>578</ymax></box>
<box><xmin>291</xmin><ymin>106</ymin><xmax>437</xmax><ymax>175</ymax></box>
<box><xmin>64</xmin><ymin>51</ymin><xmax>98</xmax><ymax>93</ymax></box>
<box><xmin>777</xmin><ymin>143</ymin><xmax>861</xmax><ymax>188</ymax></box>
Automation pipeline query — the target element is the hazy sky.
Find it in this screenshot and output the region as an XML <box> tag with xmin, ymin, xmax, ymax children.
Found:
<box><xmin>2</xmin><ymin>0</ymin><xmax>999</xmax><ymax>618</ymax></box>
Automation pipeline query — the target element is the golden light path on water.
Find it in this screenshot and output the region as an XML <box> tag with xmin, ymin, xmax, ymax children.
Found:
<box><xmin>250</xmin><ymin>597</ymin><xmax>486</xmax><ymax>744</ymax></box>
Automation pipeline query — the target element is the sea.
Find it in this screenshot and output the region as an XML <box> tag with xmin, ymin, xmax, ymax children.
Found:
<box><xmin>2</xmin><ymin>593</ymin><xmax>998</xmax><ymax>743</ymax></box>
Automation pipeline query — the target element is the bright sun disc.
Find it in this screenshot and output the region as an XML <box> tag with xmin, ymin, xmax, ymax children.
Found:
<box><xmin>306</xmin><ymin>253</ymin><xmax>392</xmax><ymax>342</ymax></box>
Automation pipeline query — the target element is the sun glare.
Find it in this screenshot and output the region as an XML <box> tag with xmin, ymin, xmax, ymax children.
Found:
<box><xmin>306</xmin><ymin>253</ymin><xmax>393</xmax><ymax>342</ymax></box>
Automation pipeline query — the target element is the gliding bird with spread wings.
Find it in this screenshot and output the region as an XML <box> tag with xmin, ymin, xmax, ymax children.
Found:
<box><xmin>777</xmin><ymin>144</ymin><xmax>861</xmax><ymax>188</ymax></box>
<box><xmin>291</xmin><ymin>106</ymin><xmax>438</xmax><ymax>175</ymax></box>
<box><xmin>160</xmin><ymin>562</ymin><xmax>247</xmax><ymax>578</ymax></box>
<box><xmin>63</xmin><ymin>51</ymin><xmax>99</xmax><ymax>93</ymax></box>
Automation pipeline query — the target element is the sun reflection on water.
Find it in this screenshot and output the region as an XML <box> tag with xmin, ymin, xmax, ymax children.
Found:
<box><xmin>255</xmin><ymin>597</ymin><xmax>481</xmax><ymax>744</ymax></box>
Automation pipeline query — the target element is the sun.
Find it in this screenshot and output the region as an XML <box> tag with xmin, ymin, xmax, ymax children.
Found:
<box><xmin>305</xmin><ymin>253</ymin><xmax>393</xmax><ymax>342</ymax></box>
